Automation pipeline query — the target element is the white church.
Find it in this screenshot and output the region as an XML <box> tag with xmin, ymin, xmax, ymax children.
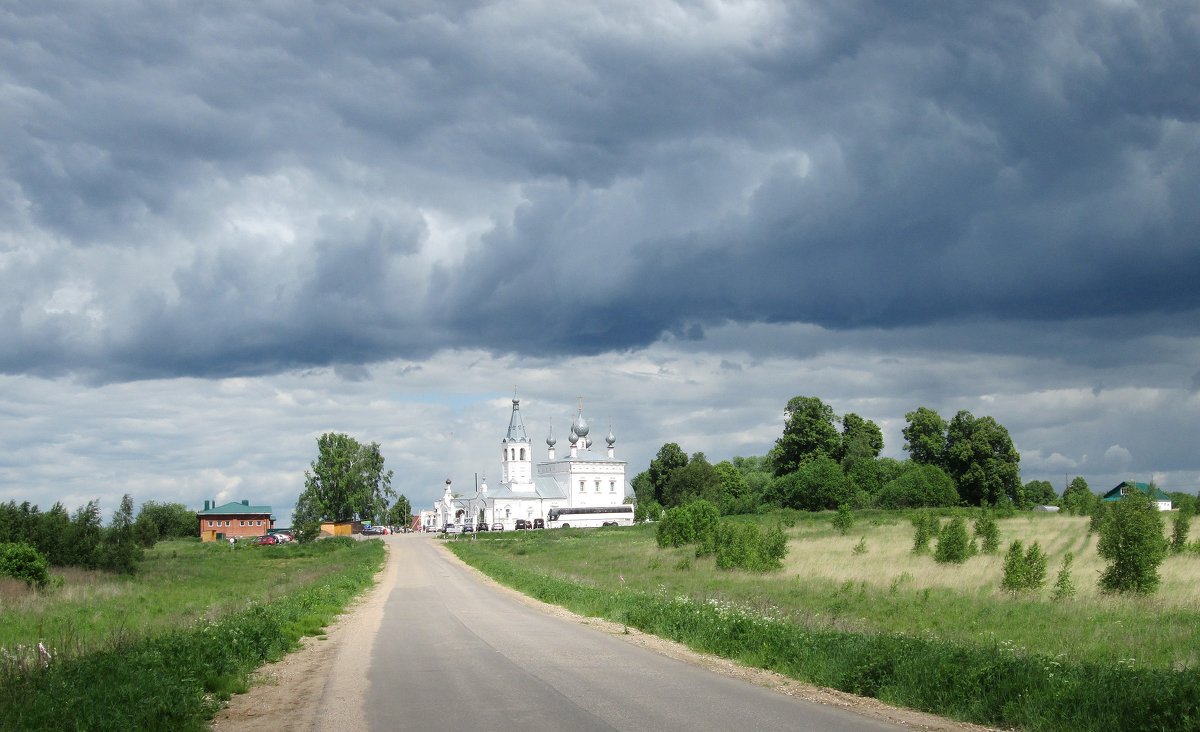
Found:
<box><xmin>421</xmin><ymin>397</ymin><xmax>633</xmax><ymax>530</ymax></box>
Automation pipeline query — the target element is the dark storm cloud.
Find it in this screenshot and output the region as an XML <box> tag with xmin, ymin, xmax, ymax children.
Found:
<box><xmin>2</xmin><ymin>1</ymin><xmax>1198</xmax><ymax>380</ymax></box>
<box><xmin>440</xmin><ymin>2</ymin><xmax>1200</xmax><ymax>353</ymax></box>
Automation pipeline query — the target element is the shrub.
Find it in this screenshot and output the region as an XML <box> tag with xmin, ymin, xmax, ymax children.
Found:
<box><xmin>852</xmin><ymin>537</ymin><xmax>868</xmax><ymax>555</ymax></box>
<box><xmin>1098</xmin><ymin>490</ymin><xmax>1168</xmax><ymax>594</ymax></box>
<box><xmin>1024</xmin><ymin>542</ymin><xmax>1047</xmax><ymax>588</ymax></box>
<box><xmin>832</xmin><ymin>504</ymin><xmax>854</xmax><ymax>535</ymax></box>
<box><xmin>1170</xmin><ymin>509</ymin><xmax>1192</xmax><ymax>554</ymax></box>
<box><xmin>0</xmin><ymin>542</ymin><xmax>50</xmax><ymax>588</ymax></box>
<box><xmin>911</xmin><ymin>512</ymin><xmax>937</xmax><ymax>554</ymax></box>
<box><xmin>656</xmin><ymin>500</ymin><xmax>719</xmax><ymax>549</ymax></box>
<box><xmin>635</xmin><ymin>499</ymin><xmax>663</xmax><ymax>524</ymax></box>
<box><xmin>933</xmin><ymin>517</ymin><xmax>971</xmax><ymax>564</ymax></box>
<box><xmin>1087</xmin><ymin>500</ymin><xmax>1107</xmax><ymax>535</ymax></box>
<box><xmin>973</xmin><ymin>511</ymin><xmax>1000</xmax><ymax>554</ymax></box>
<box><xmin>877</xmin><ymin>463</ymin><xmax>959</xmax><ymax>509</ymax></box>
<box><xmin>292</xmin><ymin>519</ymin><xmax>321</xmax><ymax>544</ymax></box>
<box><xmin>708</xmin><ymin>521</ymin><xmax>788</xmax><ymax>571</ymax></box>
<box><xmin>770</xmin><ymin>455</ymin><xmax>850</xmax><ymax>511</ymax></box>
<box><xmin>1051</xmin><ymin>552</ymin><xmax>1076</xmax><ymax>601</ymax></box>
<box><xmin>1000</xmin><ymin>540</ymin><xmax>1048</xmax><ymax>593</ymax></box>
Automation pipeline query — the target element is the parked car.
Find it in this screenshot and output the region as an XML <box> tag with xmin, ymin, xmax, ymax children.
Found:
<box><xmin>251</xmin><ymin>534</ymin><xmax>278</xmax><ymax>546</ymax></box>
<box><xmin>442</xmin><ymin>524</ymin><xmax>456</xmax><ymax>533</ymax></box>
<box><xmin>477</xmin><ymin>523</ymin><xmax>489</xmax><ymax>531</ymax></box>
<box><xmin>532</xmin><ymin>518</ymin><xmax>545</xmax><ymax>529</ymax></box>
<box><xmin>361</xmin><ymin>526</ymin><xmax>386</xmax><ymax>536</ymax></box>
<box><xmin>514</xmin><ymin>519</ymin><xmax>529</xmax><ymax>530</ymax></box>
<box><xmin>461</xmin><ymin>523</ymin><xmax>475</xmax><ymax>533</ymax></box>
<box><xmin>491</xmin><ymin>522</ymin><xmax>504</xmax><ymax>531</ymax></box>
<box><xmin>269</xmin><ymin>531</ymin><xmax>293</xmax><ymax>542</ymax></box>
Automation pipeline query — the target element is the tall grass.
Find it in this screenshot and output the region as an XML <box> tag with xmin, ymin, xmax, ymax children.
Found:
<box><xmin>0</xmin><ymin>537</ymin><xmax>384</xmax><ymax>730</ymax></box>
<box><xmin>0</xmin><ymin>538</ymin><xmax>368</xmax><ymax>668</ymax></box>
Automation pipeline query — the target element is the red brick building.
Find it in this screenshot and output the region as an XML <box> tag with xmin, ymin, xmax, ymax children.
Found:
<box><xmin>198</xmin><ymin>500</ymin><xmax>275</xmax><ymax>542</ymax></box>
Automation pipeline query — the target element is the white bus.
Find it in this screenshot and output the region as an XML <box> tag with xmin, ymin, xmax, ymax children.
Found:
<box><xmin>547</xmin><ymin>505</ymin><xmax>634</xmax><ymax>529</ymax></box>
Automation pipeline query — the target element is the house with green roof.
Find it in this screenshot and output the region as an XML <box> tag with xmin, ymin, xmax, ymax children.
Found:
<box><xmin>1102</xmin><ymin>481</ymin><xmax>1173</xmax><ymax>511</ymax></box>
<box><xmin>197</xmin><ymin>499</ymin><xmax>275</xmax><ymax>541</ymax></box>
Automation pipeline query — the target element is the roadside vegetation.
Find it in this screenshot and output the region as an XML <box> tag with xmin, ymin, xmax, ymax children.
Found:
<box><xmin>0</xmin><ymin>537</ymin><xmax>384</xmax><ymax>731</ymax></box>
<box><xmin>449</xmin><ymin>509</ymin><xmax>1200</xmax><ymax>731</ymax></box>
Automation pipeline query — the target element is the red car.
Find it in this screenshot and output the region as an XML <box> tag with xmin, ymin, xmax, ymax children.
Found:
<box><xmin>251</xmin><ymin>534</ymin><xmax>278</xmax><ymax>545</ymax></box>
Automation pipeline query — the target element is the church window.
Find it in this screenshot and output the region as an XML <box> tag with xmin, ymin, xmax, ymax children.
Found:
<box><xmin>594</xmin><ymin>480</ymin><xmax>600</xmax><ymax>492</ymax></box>
<box><xmin>579</xmin><ymin>480</ymin><xmax>585</xmax><ymax>493</ymax></box>
<box><xmin>610</xmin><ymin>481</ymin><xmax>616</xmax><ymax>493</ymax></box>
<box><xmin>520</xmin><ymin>447</ymin><xmax>526</xmax><ymax>460</ymax></box>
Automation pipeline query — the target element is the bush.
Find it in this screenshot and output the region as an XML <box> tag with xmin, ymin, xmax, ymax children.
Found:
<box><xmin>656</xmin><ymin>500</ymin><xmax>719</xmax><ymax>548</ymax></box>
<box><xmin>911</xmin><ymin>512</ymin><xmax>938</xmax><ymax>554</ymax></box>
<box><xmin>707</xmin><ymin>521</ymin><xmax>788</xmax><ymax>571</ymax></box>
<box><xmin>292</xmin><ymin>519</ymin><xmax>321</xmax><ymax>544</ymax></box>
<box><xmin>1051</xmin><ymin>552</ymin><xmax>1076</xmax><ymax>601</ymax></box>
<box><xmin>635</xmin><ymin>499</ymin><xmax>663</xmax><ymax>524</ymax></box>
<box><xmin>0</xmin><ymin>542</ymin><xmax>50</xmax><ymax>588</ymax></box>
<box><xmin>1170</xmin><ymin>509</ymin><xmax>1192</xmax><ymax>554</ymax></box>
<box><xmin>973</xmin><ymin>511</ymin><xmax>1000</xmax><ymax>554</ymax></box>
<box><xmin>933</xmin><ymin>517</ymin><xmax>972</xmax><ymax>564</ymax></box>
<box><xmin>770</xmin><ymin>455</ymin><xmax>850</xmax><ymax>511</ymax></box>
<box><xmin>1000</xmin><ymin>540</ymin><xmax>1048</xmax><ymax>593</ymax></box>
<box><xmin>1098</xmin><ymin>490</ymin><xmax>1168</xmax><ymax>594</ymax></box>
<box><xmin>1088</xmin><ymin>501</ymin><xmax>1107</xmax><ymax>534</ymax></box>
<box><xmin>877</xmin><ymin>463</ymin><xmax>959</xmax><ymax>509</ymax></box>
<box><xmin>832</xmin><ymin>504</ymin><xmax>854</xmax><ymax>535</ymax></box>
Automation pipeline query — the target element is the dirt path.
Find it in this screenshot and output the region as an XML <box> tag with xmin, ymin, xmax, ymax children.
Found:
<box><xmin>211</xmin><ymin>537</ymin><xmax>399</xmax><ymax>732</ymax></box>
<box><xmin>213</xmin><ymin>536</ymin><xmax>995</xmax><ymax>732</ymax></box>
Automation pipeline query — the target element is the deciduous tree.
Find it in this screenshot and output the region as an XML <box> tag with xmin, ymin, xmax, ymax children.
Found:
<box><xmin>769</xmin><ymin>454</ymin><xmax>849</xmax><ymax>511</ymax></box>
<box><xmin>296</xmin><ymin>433</ymin><xmax>395</xmax><ymax>525</ymax></box>
<box><xmin>837</xmin><ymin>413</ymin><xmax>884</xmax><ymax>464</ymax></box>
<box><xmin>1098</xmin><ymin>489</ymin><xmax>1168</xmax><ymax>594</ymax></box>
<box><xmin>388</xmin><ymin>494</ymin><xmax>413</xmax><ymax>528</ymax></box>
<box><xmin>1022</xmin><ymin>480</ymin><xmax>1057</xmax><ymax>507</ymax></box>
<box><xmin>943</xmin><ymin>411</ymin><xmax>1021</xmax><ymax>506</ymax></box>
<box><xmin>1062</xmin><ymin>477</ymin><xmax>1096</xmax><ymax>515</ymax></box>
<box><xmin>662</xmin><ymin>453</ymin><xmax>721</xmax><ymax>508</ymax></box>
<box><xmin>136</xmin><ymin>501</ymin><xmax>197</xmax><ymax>540</ymax></box>
<box><xmin>648</xmin><ymin>443</ymin><xmax>689</xmax><ymax>505</ymax></box>
<box><xmin>902</xmin><ymin>407</ymin><xmax>947</xmax><ymax>466</ymax></box>
<box><xmin>770</xmin><ymin>396</ymin><xmax>840</xmax><ymax>476</ymax></box>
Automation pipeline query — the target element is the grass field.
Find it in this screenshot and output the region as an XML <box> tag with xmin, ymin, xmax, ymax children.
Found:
<box><xmin>452</xmin><ymin>510</ymin><xmax>1200</xmax><ymax>669</ymax></box>
<box><xmin>0</xmin><ymin>538</ymin><xmax>369</xmax><ymax>669</ymax></box>
<box><xmin>0</xmin><ymin>537</ymin><xmax>384</xmax><ymax>730</ymax></box>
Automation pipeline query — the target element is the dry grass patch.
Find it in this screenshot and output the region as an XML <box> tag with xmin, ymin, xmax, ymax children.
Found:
<box><xmin>782</xmin><ymin>513</ymin><xmax>1200</xmax><ymax>606</ymax></box>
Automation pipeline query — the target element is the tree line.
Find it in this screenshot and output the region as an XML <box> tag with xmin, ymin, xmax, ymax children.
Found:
<box><xmin>0</xmin><ymin>496</ymin><xmax>198</xmax><ymax>580</ymax></box>
<box><xmin>632</xmin><ymin>394</ymin><xmax>1195</xmax><ymax>517</ymax></box>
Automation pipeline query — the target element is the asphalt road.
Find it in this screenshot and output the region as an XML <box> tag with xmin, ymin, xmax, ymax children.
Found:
<box><xmin>364</xmin><ymin>534</ymin><xmax>907</xmax><ymax>732</ymax></box>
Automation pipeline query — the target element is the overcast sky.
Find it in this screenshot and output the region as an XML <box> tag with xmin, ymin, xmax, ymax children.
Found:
<box><xmin>3</xmin><ymin>1</ymin><xmax>1198</xmax><ymax>524</ymax></box>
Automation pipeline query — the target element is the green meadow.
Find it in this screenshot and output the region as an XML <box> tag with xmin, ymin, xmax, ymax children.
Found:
<box><xmin>0</xmin><ymin>537</ymin><xmax>384</xmax><ymax>731</ymax></box>
<box><xmin>449</xmin><ymin>512</ymin><xmax>1200</xmax><ymax>731</ymax></box>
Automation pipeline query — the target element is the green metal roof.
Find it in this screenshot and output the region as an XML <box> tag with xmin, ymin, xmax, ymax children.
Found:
<box><xmin>197</xmin><ymin>501</ymin><xmax>273</xmax><ymax>515</ymax></box>
<box><xmin>1102</xmin><ymin>482</ymin><xmax>1172</xmax><ymax>502</ymax></box>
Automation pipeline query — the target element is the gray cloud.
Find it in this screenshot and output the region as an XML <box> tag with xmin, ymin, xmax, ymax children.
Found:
<box><xmin>3</xmin><ymin>1</ymin><xmax>1198</xmax><ymax>380</ymax></box>
<box><xmin>2</xmin><ymin>2</ymin><xmax>1199</xmax><ymax>516</ymax></box>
